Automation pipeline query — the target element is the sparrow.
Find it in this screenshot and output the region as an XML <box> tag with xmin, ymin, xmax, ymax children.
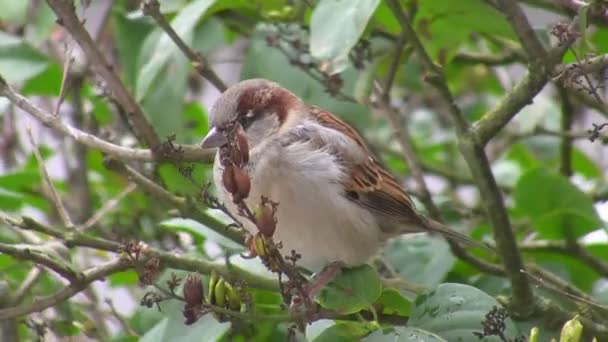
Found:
<box><xmin>201</xmin><ymin>78</ymin><xmax>483</xmax><ymax>272</ymax></box>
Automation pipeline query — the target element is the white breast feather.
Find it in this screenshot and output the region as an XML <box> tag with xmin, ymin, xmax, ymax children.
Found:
<box><xmin>214</xmin><ymin>124</ymin><xmax>382</xmax><ymax>271</ymax></box>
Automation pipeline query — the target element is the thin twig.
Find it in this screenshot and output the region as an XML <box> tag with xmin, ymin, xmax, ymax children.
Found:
<box><xmin>383</xmin><ymin>31</ymin><xmax>408</xmax><ymax>100</ymax></box>
<box><xmin>0</xmin><ymin>258</ymin><xmax>129</xmax><ymax>320</ymax></box>
<box><xmin>80</xmin><ymin>183</ymin><xmax>137</xmax><ymax>230</ymax></box>
<box><xmin>0</xmin><ymin>75</ymin><xmax>214</xmax><ymax>162</ymax></box>
<box><xmin>26</xmin><ymin>126</ymin><xmax>75</xmax><ymax>230</ymax></box>
<box><xmin>141</xmin><ymin>0</ymin><xmax>227</xmax><ymax>92</ymax></box>
<box><xmin>496</xmin><ymin>0</ymin><xmax>547</xmax><ymax>64</ymax></box>
<box><xmin>53</xmin><ymin>46</ymin><xmax>73</xmax><ymax>116</ymax></box>
<box><xmin>558</xmin><ymin>86</ymin><xmax>575</xmax><ymax>176</ymax></box>
<box><xmin>11</xmin><ymin>267</ymin><xmax>43</xmax><ymax>305</ymax></box>
<box><xmin>106</xmin><ymin>298</ymin><xmax>139</xmax><ymax>337</ymax></box>
<box><xmin>46</xmin><ymin>0</ymin><xmax>161</xmax><ymax>149</ymax></box>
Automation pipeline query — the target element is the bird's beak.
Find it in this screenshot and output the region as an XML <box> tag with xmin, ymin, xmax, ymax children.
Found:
<box><xmin>201</xmin><ymin>127</ymin><xmax>228</xmax><ymax>149</ymax></box>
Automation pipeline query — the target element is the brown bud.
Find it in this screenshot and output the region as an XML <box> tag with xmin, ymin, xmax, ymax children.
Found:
<box><xmin>232</xmin><ymin>166</ymin><xmax>250</xmax><ymax>200</ymax></box>
<box><xmin>243</xmin><ymin>234</ymin><xmax>258</xmax><ymax>259</ymax></box>
<box><xmin>255</xmin><ymin>203</ymin><xmax>277</xmax><ymax>237</ymax></box>
<box><xmin>230</xmin><ymin>146</ymin><xmax>243</xmax><ymax>166</ymax></box>
<box><xmin>183</xmin><ymin>272</ymin><xmax>204</xmax><ymax>308</ymax></box>
<box><xmin>222</xmin><ymin>163</ymin><xmax>237</xmax><ymax>195</ymax></box>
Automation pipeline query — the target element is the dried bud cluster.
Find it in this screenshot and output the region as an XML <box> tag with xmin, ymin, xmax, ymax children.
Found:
<box><xmin>182</xmin><ymin>270</ymin><xmax>244</xmax><ymax>325</ymax></box>
<box><xmin>183</xmin><ymin>273</ymin><xmax>204</xmax><ymax>325</ymax></box>
<box><xmin>219</xmin><ymin>124</ymin><xmax>251</xmax><ymax>202</ymax></box>
<box><xmin>254</xmin><ymin>196</ymin><xmax>278</xmax><ymax>237</ymax></box>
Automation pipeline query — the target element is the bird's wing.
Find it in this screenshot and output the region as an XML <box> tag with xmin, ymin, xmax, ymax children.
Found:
<box><xmin>303</xmin><ymin>106</ymin><xmax>424</xmax><ymax>230</ymax></box>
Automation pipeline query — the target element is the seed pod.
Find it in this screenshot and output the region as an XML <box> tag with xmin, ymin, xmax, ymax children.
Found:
<box><xmin>224</xmin><ymin>281</ymin><xmax>241</xmax><ymax>311</ymax></box>
<box><xmin>255</xmin><ymin>203</ymin><xmax>277</xmax><ymax>237</ymax></box>
<box><xmin>183</xmin><ymin>273</ymin><xmax>204</xmax><ymax>307</ymax></box>
<box><xmin>529</xmin><ymin>327</ymin><xmax>539</xmax><ymax>342</ymax></box>
<box><xmin>560</xmin><ymin>315</ymin><xmax>583</xmax><ymax>342</ymax></box>
<box><xmin>253</xmin><ymin>234</ymin><xmax>267</xmax><ymax>257</ymax></box>
<box><xmin>221</xmin><ymin>163</ymin><xmax>237</xmax><ymax>195</ymax></box>
<box><xmin>208</xmin><ymin>270</ymin><xmax>218</xmax><ymax>305</ymax></box>
<box><xmin>214</xmin><ymin>278</ymin><xmax>227</xmax><ymax>307</ymax></box>
<box><xmin>232</xmin><ymin>166</ymin><xmax>250</xmax><ymax>199</ymax></box>
<box><xmin>243</xmin><ymin>235</ymin><xmax>258</xmax><ymax>258</ymax></box>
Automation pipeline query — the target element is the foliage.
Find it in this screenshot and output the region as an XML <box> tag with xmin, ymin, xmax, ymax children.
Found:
<box><xmin>0</xmin><ymin>0</ymin><xmax>607</xmax><ymax>341</ymax></box>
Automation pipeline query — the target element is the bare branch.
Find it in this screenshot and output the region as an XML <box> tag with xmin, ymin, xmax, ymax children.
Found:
<box><xmin>80</xmin><ymin>183</ymin><xmax>137</xmax><ymax>231</ymax></box>
<box><xmin>26</xmin><ymin>127</ymin><xmax>74</xmax><ymax>229</ymax></box>
<box><xmin>385</xmin><ymin>0</ymin><xmax>535</xmax><ymax>316</ymax></box>
<box><xmin>496</xmin><ymin>0</ymin><xmax>547</xmax><ymax>64</ymax></box>
<box><xmin>0</xmin><ymin>258</ymin><xmax>129</xmax><ymax>320</ymax></box>
<box><xmin>46</xmin><ymin>0</ymin><xmax>161</xmax><ymax>149</ymax></box>
<box><xmin>141</xmin><ymin>0</ymin><xmax>227</xmax><ymax>92</ymax></box>
<box><xmin>0</xmin><ymin>76</ymin><xmax>214</xmax><ymax>162</ymax></box>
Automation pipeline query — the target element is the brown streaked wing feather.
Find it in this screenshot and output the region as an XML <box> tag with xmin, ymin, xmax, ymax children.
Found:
<box><xmin>309</xmin><ymin>106</ymin><xmax>420</xmax><ymax>224</ymax></box>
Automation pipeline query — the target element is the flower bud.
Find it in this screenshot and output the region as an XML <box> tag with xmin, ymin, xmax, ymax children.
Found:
<box><xmin>232</xmin><ymin>166</ymin><xmax>250</xmax><ymax>200</ymax></box>
<box><xmin>208</xmin><ymin>270</ymin><xmax>218</xmax><ymax>305</ymax></box>
<box><xmin>183</xmin><ymin>273</ymin><xmax>204</xmax><ymax>307</ymax></box>
<box><xmin>221</xmin><ymin>163</ymin><xmax>236</xmax><ymax>195</ymax></box>
<box><xmin>214</xmin><ymin>278</ymin><xmax>227</xmax><ymax>307</ymax></box>
<box><xmin>255</xmin><ymin>203</ymin><xmax>277</xmax><ymax>237</ymax></box>
<box><xmin>560</xmin><ymin>315</ymin><xmax>583</xmax><ymax>342</ymax></box>
<box><xmin>224</xmin><ymin>281</ymin><xmax>242</xmax><ymax>311</ymax></box>
<box><xmin>253</xmin><ymin>234</ymin><xmax>268</xmax><ymax>258</ymax></box>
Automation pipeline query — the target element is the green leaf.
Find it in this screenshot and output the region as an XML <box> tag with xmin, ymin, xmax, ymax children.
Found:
<box><xmin>109</xmin><ymin>271</ymin><xmax>140</xmax><ymax>287</ymax></box>
<box><xmin>316</xmin><ymin>264</ymin><xmax>383</xmax><ymax>315</ymax></box>
<box><xmin>365</xmin><ymin>326</ymin><xmax>447</xmax><ymax>341</ymax></box>
<box><xmin>113</xmin><ymin>9</ymin><xmax>154</xmax><ymax>88</ymax></box>
<box><xmin>21</xmin><ymin>62</ymin><xmax>62</xmax><ymax>95</ymax></box>
<box><xmin>514</xmin><ymin>168</ymin><xmax>603</xmax><ymax>239</ymax></box>
<box><xmin>314</xmin><ymin>321</ymin><xmax>373</xmax><ymax>342</ymax></box>
<box><xmin>571</xmin><ymin>148</ymin><xmax>601</xmax><ymax>179</ymax></box>
<box><xmin>409</xmin><ymin>283</ymin><xmax>519</xmax><ymax>341</ymax></box>
<box><xmin>0</xmin><ymin>0</ymin><xmax>27</xmax><ymax>25</ymax></box>
<box><xmin>0</xmin><ymin>31</ymin><xmax>52</xmax><ymax>84</ymax></box>
<box><xmin>157</xmin><ymin>163</ymin><xmax>209</xmax><ymax>195</ymax></box>
<box><xmin>136</xmin><ymin>0</ymin><xmax>216</xmax><ymax>100</ymax></box>
<box><xmin>181</xmin><ymin>101</ymin><xmax>208</xmax><ymax>143</ymax></box>
<box><xmin>139</xmin><ymin>300</ymin><xmax>230</xmax><ymax>342</ymax></box>
<box><xmin>414</xmin><ymin>0</ymin><xmax>515</xmax><ymax>63</ymax></box>
<box><xmin>375</xmin><ymin>288</ymin><xmax>411</xmax><ymax>316</ymax></box>
<box><xmin>160</xmin><ymin>217</ymin><xmax>243</xmax><ymax>250</ymax></box>
<box><xmin>310</xmin><ymin>0</ymin><xmax>380</xmax><ymax>73</ymax></box>
<box><xmin>382</xmin><ymin>235</ymin><xmax>455</xmax><ymax>287</ymax></box>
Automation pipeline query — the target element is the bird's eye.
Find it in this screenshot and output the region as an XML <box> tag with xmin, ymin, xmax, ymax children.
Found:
<box><xmin>237</xmin><ymin>111</ymin><xmax>258</xmax><ymax>130</ymax></box>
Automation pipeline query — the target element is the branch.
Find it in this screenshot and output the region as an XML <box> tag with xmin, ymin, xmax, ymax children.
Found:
<box><xmin>0</xmin><ymin>242</ymin><xmax>79</xmax><ymax>282</ymax></box>
<box><xmin>475</xmin><ymin>20</ymin><xmax>578</xmax><ymax>145</ymax></box>
<box><xmin>103</xmin><ymin>159</ymin><xmax>244</xmax><ymax>244</ymax></box>
<box><xmin>46</xmin><ymin>0</ymin><xmax>161</xmax><ymax>149</ymax></box>
<box><xmin>384</xmin><ymin>0</ymin><xmax>469</xmax><ymax>133</ymax></box>
<box><xmin>0</xmin><ymin>258</ymin><xmax>129</xmax><ymax>320</ymax></box>
<box><xmin>2</xmin><ymin>212</ymin><xmax>273</xmax><ymax>291</ymax></box>
<box><xmin>0</xmin><ymin>75</ymin><xmax>214</xmax><ymax>162</ymax></box>
<box><xmin>521</xmin><ymin>241</ymin><xmax>608</xmax><ymax>278</ymax></box>
<box><xmin>385</xmin><ymin>0</ymin><xmax>535</xmax><ymax>316</ymax></box>
<box><xmin>26</xmin><ymin>127</ymin><xmax>75</xmax><ymax>229</ymax></box>
<box><xmin>558</xmin><ymin>87</ymin><xmax>575</xmax><ymax>176</ymax></box>
<box><xmin>141</xmin><ymin>0</ymin><xmax>227</xmax><ymax>92</ymax></box>
<box><xmin>496</xmin><ymin>0</ymin><xmax>547</xmax><ymax>64</ymax></box>
<box><xmin>453</xmin><ymin>49</ymin><xmax>522</xmax><ymax>66</ymax></box>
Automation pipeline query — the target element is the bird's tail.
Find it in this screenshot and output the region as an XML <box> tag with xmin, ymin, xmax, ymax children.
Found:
<box><xmin>422</xmin><ymin>218</ymin><xmax>494</xmax><ymax>252</ymax></box>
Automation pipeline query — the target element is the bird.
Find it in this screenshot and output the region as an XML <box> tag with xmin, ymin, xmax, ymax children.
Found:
<box><xmin>201</xmin><ymin>78</ymin><xmax>484</xmax><ymax>272</ymax></box>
